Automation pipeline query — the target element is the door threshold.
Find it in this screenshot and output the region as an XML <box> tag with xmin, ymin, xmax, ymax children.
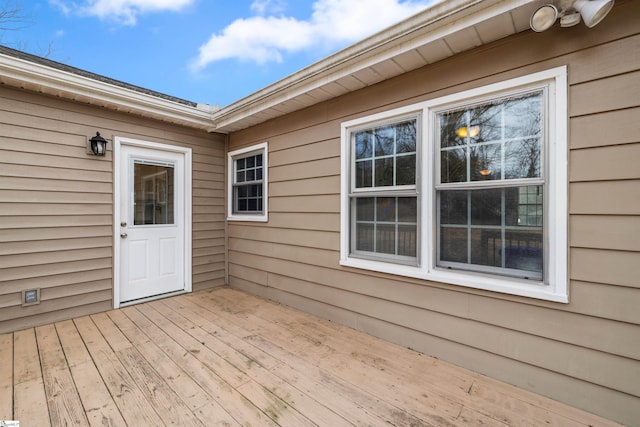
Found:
<box><xmin>117</xmin><ymin>289</ymin><xmax>190</xmax><ymax>308</ymax></box>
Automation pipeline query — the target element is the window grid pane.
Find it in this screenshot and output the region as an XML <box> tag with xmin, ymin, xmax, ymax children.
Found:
<box><xmin>438</xmin><ymin>186</ymin><xmax>543</xmax><ymax>277</ymax></box>
<box><xmin>354</xmin><ymin>119</ymin><xmax>417</xmax><ymax>189</ymax></box>
<box><xmin>235</xmin><ymin>154</ymin><xmax>263</xmax><ymax>184</ymax></box>
<box><xmin>234</xmin><ymin>183</ymin><xmax>263</xmax><ymax>213</ymax></box>
<box><xmin>439</xmin><ymin>91</ymin><xmax>543</xmax><ymax>184</ymax></box>
<box><xmin>354</xmin><ymin>197</ymin><xmax>417</xmax><ymax>259</ymax></box>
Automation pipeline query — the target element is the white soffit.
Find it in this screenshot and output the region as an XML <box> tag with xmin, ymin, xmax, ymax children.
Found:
<box><xmin>211</xmin><ymin>0</ymin><xmax>537</xmax><ymax>133</ymax></box>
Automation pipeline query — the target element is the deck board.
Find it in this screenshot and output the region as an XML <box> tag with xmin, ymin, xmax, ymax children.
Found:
<box><xmin>13</xmin><ymin>328</ymin><xmax>51</xmax><ymax>427</ymax></box>
<box><xmin>54</xmin><ymin>319</ymin><xmax>127</xmax><ymax>427</ymax></box>
<box><xmin>0</xmin><ymin>287</ymin><xmax>624</xmax><ymax>426</ymax></box>
<box><xmin>35</xmin><ymin>324</ymin><xmax>89</xmax><ymax>427</ymax></box>
<box><xmin>0</xmin><ymin>333</ymin><xmax>13</xmax><ymax>420</ymax></box>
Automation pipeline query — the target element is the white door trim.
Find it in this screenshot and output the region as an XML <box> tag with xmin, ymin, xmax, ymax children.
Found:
<box><xmin>113</xmin><ymin>136</ymin><xmax>192</xmax><ymax>308</ymax></box>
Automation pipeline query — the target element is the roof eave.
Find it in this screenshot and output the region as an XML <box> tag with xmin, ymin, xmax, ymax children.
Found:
<box><xmin>211</xmin><ymin>0</ymin><xmax>534</xmax><ymax>132</ymax></box>
<box><xmin>0</xmin><ymin>52</ymin><xmax>217</xmax><ymax>132</ymax></box>
<box><xmin>0</xmin><ymin>0</ymin><xmax>535</xmax><ymax>134</ymax></box>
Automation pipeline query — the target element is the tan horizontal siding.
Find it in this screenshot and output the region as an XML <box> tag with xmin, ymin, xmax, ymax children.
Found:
<box><xmin>0</xmin><ymin>247</ymin><xmax>111</xmax><ymax>269</ymax></box>
<box><xmin>230</xmin><ymin>240</ymin><xmax>337</xmax><ymax>269</ymax></box>
<box><xmin>270</xmin><ymin>157</ymin><xmax>339</xmax><ymax>182</ymax></box>
<box><xmin>570</xmin><ymin>107</ymin><xmax>640</xmax><ymax>150</ymax></box>
<box><xmin>229</xmin><ymin>225</ymin><xmax>338</xmax><ymax>251</ymax></box>
<box><xmin>0</xmin><ymin>148</ymin><xmax>113</xmax><ymax>171</ymax></box>
<box><xmin>192</xmin><ymin>273</ymin><xmax>225</xmax><ymax>291</ymax></box>
<box><xmin>1</xmin><ymin>225</ymin><xmax>111</xmax><ymax>242</ymax></box>
<box><xmin>270</xmin><ymin>138</ymin><xmax>338</xmax><ymax>166</ymax></box>
<box><xmin>0</xmin><ymin>215</ymin><xmax>111</xmax><ymax>228</ymax></box>
<box><xmin>0</xmin><ymin>269</ymin><xmax>112</xmax><ymax>297</ymax></box>
<box><xmin>1</xmin><ymin>258</ymin><xmax>112</xmax><ymax>283</ymax></box>
<box><xmin>266</xmin><ymin>212</ymin><xmax>339</xmax><ymax>232</ymax></box>
<box><xmin>0</xmin><ymin>161</ymin><xmax>112</xmax><ymax>182</ymax></box>
<box><xmin>570</xmin><ymin>143</ymin><xmax>640</xmax><ymax>182</ymax></box>
<box><xmin>571</xmin><ymin>248</ymin><xmax>640</xmax><ymax>288</ymax></box>
<box><xmin>0</xmin><ymin>188</ymin><xmax>112</xmax><ymax>202</ymax></box>
<box><xmin>571</xmin><ymin>215</ymin><xmax>640</xmax><ymax>251</ymax></box>
<box><xmin>570</xmin><ymin>180</ymin><xmax>640</xmax><ymax>214</ymax></box>
<box><xmin>0</xmin><ymin>84</ymin><xmax>226</xmax><ymax>333</ymax></box>
<box><xmin>570</xmin><ymin>71</ymin><xmax>640</xmax><ymax>117</ymax></box>
<box><xmin>270</xmin><ymin>177</ymin><xmax>340</xmax><ymax>197</ymax></box>
<box><xmin>0</xmin><ymin>301</ymin><xmax>113</xmax><ymax>335</ymax></box>
<box><xmin>227</xmin><ymin>3</ymin><xmax>640</xmax><ymax>425</ymax></box>
<box><xmin>269</xmin><ymin>194</ymin><xmax>339</xmax><ymax>213</ymax></box>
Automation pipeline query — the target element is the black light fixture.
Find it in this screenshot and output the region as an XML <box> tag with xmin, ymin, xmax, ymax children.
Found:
<box><xmin>89</xmin><ymin>131</ymin><xmax>108</xmax><ymax>156</ymax></box>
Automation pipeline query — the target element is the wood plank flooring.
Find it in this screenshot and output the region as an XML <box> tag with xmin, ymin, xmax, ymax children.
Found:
<box><xmin>0</xmin><ymin>287</ymin><xmax>623</xmax><ymax>426</ymax></box>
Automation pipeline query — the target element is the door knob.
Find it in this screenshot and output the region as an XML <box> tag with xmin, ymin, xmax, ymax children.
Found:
<box><xmin>120</xmin><ymin>232</ymin><xmax>128</xmax><ymax>238</ymax></box>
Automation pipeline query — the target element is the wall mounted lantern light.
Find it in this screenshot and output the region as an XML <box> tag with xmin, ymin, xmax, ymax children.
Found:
<box><xmin>530</xmin><ymin>0</ymin><xmax>614</xmax><ymax>32</ymax></box>
<box><xmin>89</xmin><ymin>132</ymin><xmax>108</xmax><ymax>156</ymax></box>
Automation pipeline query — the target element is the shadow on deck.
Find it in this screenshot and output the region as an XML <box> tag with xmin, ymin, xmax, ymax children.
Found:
<box><xmin>0</xmin><ymin>287</ymin><xmax>622</xmax><ymax>426</ymax></box>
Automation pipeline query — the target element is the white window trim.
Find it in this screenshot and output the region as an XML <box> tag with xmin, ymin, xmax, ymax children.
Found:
<box><xmin>227</xmin><ymin>142</ymin><xmax>269</xmax><ymax>222</ymax></box>
<box><xmin>340</xmin><ymin>66</ymin><xmax>568</xmax><ymax>303</ymax></box>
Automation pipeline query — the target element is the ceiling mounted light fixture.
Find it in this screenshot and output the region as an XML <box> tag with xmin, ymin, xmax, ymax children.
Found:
<box><xmin>530</xmin><ymin>4</ymin><xmax>559</xmax><ymax>32</ymax></box>
<box><xmin>573</xmin><ymin>0</ymin><xmax>615</xmax><ymax>27</ymax></box>
<box><xmin>530</xmin><ymin>0</ymin><xmax>614</xmax><ymax>32</ymax></box>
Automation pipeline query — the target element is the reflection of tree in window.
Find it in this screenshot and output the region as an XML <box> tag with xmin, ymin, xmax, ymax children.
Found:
<box><xmin>437</xmin><ymin>91</ymin><xmax>545</xmax><ymax>278</ymax></box>
<box><xmin>440</xmin><ymin>92</ymin><xmax>542</xmax><ymax>183</ymax></box>
<box><xmin>351</xmin><ymin>118</ymin><xmax>418</xmax><ymax>262</ymax></box>
<box><xmin>354</xmin><ymin>120</ymin><xmax>417</xmax><ymax>189</ymax></box>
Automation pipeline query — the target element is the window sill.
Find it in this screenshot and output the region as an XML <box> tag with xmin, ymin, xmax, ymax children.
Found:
<box><xmin>227</xmin><ymin>214</ymin><xmax>268</xmax><ymax>222</ymax></box>
<box><xmin>339</xmin><ymin>256</ymin><xmax>568</xmax><ymax>303</ymax></box>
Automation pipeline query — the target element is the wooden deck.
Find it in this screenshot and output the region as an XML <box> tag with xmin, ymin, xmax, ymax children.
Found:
<box><xmin>0</xmin><ymin>287</ymin><xmax>622</xmax><ymax>427</ymax></box>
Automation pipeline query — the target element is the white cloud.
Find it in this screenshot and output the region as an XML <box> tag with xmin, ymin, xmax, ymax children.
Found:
<box><xmin>50</xmin><ymin>0</ymin><xmax>194</xmax><ymax>25</ymax></box>
<box><xmin>192</xmin><ymin>0</ymin><xmax>432</xmax><ymax>70</ymax></box>
<box><xmin>250</xmin><ymin>0</ymin><xmax>287</xmax><ymax>16</ymax></box>
<box><xmin>192</xmin><ymin>16</ymin><xmax>314</xmax><ymax>68</ymax></box>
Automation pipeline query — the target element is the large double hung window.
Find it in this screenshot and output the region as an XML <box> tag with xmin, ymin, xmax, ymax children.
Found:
<box><xmin>340</xmin><ymin>67</ymin><xmax>567</xmax><ymax>302</ymax></box>
<box><xmin>350</xmin><ymin>118</ymin><xmax>419</xmax><ymax>263</ymax></box>
<box><xmin>436</xmin><ymin>90</ymin><xmax>545</xmax><ymax>280</ymax></box>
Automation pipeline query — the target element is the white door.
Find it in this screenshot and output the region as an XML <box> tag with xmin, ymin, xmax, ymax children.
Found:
<box><xmin>118</xmin><ymin>143</ymin><xmax>188</xmax><ymax>304</ymax></box>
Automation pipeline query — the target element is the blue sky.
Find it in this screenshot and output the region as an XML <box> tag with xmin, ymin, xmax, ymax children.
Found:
<box><xmin>2</xmin><ymin>0</ymin><xmax>435</xmax><ymax>107</ymax></box>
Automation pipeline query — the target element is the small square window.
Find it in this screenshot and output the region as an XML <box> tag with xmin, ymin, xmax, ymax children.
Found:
<box><xmin>228</xmin><ymin>143</ymin><xmax>268</xmax><ymax>222</ymax></box>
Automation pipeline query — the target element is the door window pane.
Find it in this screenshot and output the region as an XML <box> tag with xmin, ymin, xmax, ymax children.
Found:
<box><xmin>134</xmin><ymin>162</ymin><xmax>174</xmax><ymax>225</ymax></box>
